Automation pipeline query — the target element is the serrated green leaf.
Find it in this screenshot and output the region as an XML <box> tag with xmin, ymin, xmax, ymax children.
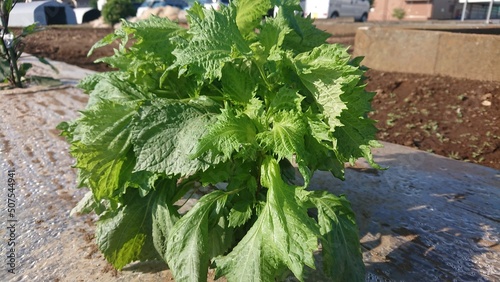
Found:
<box><xmin>293</xmin><ymin>45</ymin><xmax>356</xmax><ymax>130</ymax></box>
<box><xmin>126</xmin><ymin>171</ymin><xmax>161</xmax><ymax>197</ymax></box>
<box><xmin>166</xmin><ymin>190</ymin><xmax>229</xmax><ymax>282</ymax></box>
<box><xmin>96</xmin><ymin>189</ymin><xmax>162</xmax><ymax>270</ymax></box>
<box><xmin>151</xmin><ymin>179</ymin><xmax>181</xmax><ymax>259</ymax></box>
<box><xmin>257</xmin><ymin>110</ymin><xmax>312</xmax><ymax>185</ymax></box>
<box><xmin>333</xmin><ymin>119</ymin><xmax>381</xmax><ymax>166</ymax></box>
<box><xmin>171</xmin><ymin>6</ymin><xmax>251</xmax><ymax>80</ymax></box>
<box><xmin>80</xmin><ymin>72</ymin><xmax>152</xmax><ymax>108</ymax></box>
<box><xmin>228</xmin><ymin>199</ymin><xmax>253</xmax><ymax>227</ymax></box>
<box><xmin>277</xmin><ymin>9</ymin><xmax>331</xmax><ymax>54</ymax></box>
<box><xmin>131</xmin><ymin>101</ymin><xmax>217</xmax><ymax>177</ymax></box>
<box><xmin>308</xmin><ymin>191</ymin><xmax>365</xmax><ymax>282</ymax></box>
<box><xmin>303</xmin><ymin>110</ymin><xmax>346</xmax><ymax>179</ymax></box>
<box><xmin>70</xmin><ymin>100</ymin><xmax>138</xmax><ymax>200</ymax></box>
<box><xmin>269</xmin><ymin>86</ymin><xmax>304</xmax><ymax>113</ymax></box>
<box><xmin>243</xmin><ymin>97</ymin><xmax>267</xmax><ymax>131</ymax></box>
<box><xmin>257</xmin><ymin>111</ymin><xmax>306</xmax><ymax>161</ymax></box>
<box><xmin>333</xmin><ymin>85</ymin><xmax>382</xmax><ymax>167</ymax></box>
<box><xmin>194</xmin><ymin>107</ymin><xmax>258</xmax><ymax>162</ymax></box>
<box><xmin>234</xmin><ymin>0</ymin><xmax>276</xmax><ymax>36</ymax></box>
<box><xmin>216</xmin><ymin>157</ymin><xmax>319</xmax><ymax>281</ymax></box>
<box><xmin>121</xmin><ymin>16</ymin><xmax>186</xmax><ymax>55</ymax></box>
<box><xmin>258</xmin><ymin>12</ymin><xmax>291</xmax><ymax>54</ymax></box>
<box><xmin>221</xmin><ymin>62</ymin><xmax>257</xmax><ymax>104</ymax></box>
<box><xmin>208</xmin><ymin>211</ymin><xmax>234</xmax><ymax>258</ymax></box>
<box><xmin>88</xmin><ymin>27</ymin><xmax>128</xmax><ymax>56</ymax></box>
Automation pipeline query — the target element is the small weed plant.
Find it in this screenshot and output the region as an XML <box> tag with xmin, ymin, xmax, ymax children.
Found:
<box><xmin>392</xmin><ymin>7</ymin><xmax>406</xmax><ymax>20</ymax></box>
<box><xmin>59</xmin><ymin>0</ymin><xmax>381</xmax><ymax>281</ymax></box>
<box><xmin>1</xmin><ymin>0</ymin><xmax>39</xmax><ymax>87</ymax></box>
<box><xmin>0</xmin><ymin>0</ymin><xmax>58</xmax><ymax>88</ymax></box>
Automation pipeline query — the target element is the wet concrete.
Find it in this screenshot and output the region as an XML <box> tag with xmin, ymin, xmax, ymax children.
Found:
<box><xmin>0</xmin><ymin>57</ymin><xmax>498</xmax><ymax>281</ymax></box>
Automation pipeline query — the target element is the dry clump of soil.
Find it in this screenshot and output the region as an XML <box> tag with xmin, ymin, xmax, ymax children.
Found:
<box><xmin>20</xmin><ymin>26</ymin><xmax>500</xmax><ymax>169</ymax></box>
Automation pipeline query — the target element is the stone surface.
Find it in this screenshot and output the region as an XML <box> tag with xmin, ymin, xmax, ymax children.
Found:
<box><xmin>353</xmin><ymin>26</ymin><xmax>500</xmax><ymax>82</ymax></box>
<box><xmin>0</xmin><ymin>57</ymin><xmax>498</xmax><ymax>281</ymax></box>
<box><xmin>318</xmin><ymin>146</ymin><xmax>500</xmax><ymax>281</ymax></box>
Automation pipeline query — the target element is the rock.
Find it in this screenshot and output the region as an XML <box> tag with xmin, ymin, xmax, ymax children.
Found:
<box><xmin>482</xmin><ymin>100</ymin><xmax>492</xmax><ymax>106</ymax></box>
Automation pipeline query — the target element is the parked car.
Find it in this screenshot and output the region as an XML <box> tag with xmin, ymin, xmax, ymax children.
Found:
<box><xmin>304</xmin><ymin>0</ymin><xmax>370</xmax><ymax>22</ymax></box>
<box><xmin>136</xmin><ymin>0</ymin><xmax>189</xmax><ymax>17</ymax></box>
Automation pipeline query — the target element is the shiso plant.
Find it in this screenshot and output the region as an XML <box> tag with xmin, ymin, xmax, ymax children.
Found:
<box><xmin>58</xmin><ymin>0</ymin><xmax>382</xmax><ymax>280</ymax></box>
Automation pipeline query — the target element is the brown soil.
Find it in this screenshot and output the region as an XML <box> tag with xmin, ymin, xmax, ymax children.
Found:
<box><xmin>20</xmin><ymin>26</ymin><xmax>500</xmax><ymax>170</ymax></box>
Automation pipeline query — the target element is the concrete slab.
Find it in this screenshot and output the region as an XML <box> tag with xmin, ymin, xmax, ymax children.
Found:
<box><xmin>353</xmin><ymin>26</ymin><xmax>500</xmax><ymax>82</ymax></box>
<box><xmin>0</xmin><ymin>58</ymin><xmax>498</xmax><ymax>281</ymax></box>
<box><xmin>314</xmin><ymin>144</ymin><xmax>500</xmax><ymax>281</ymax></box>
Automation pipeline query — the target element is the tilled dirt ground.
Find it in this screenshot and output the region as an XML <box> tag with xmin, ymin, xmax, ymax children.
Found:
<box><xmin>19</xmin><ymin>25</ymin><xmax>500</xmax><ymax>169</ymax></box>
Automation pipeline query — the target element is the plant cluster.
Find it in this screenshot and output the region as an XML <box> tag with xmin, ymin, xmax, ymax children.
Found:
<box><xmin>0</xmin><ymin>0</ymin><xmax>42</xmax><ymax>88</ymax></box>
<box><xmin>102</xmin><ymin>0</ymin><xmax>136</xmax><ymax>25</ymax></box>
<box><xmin>392</xmin><ymin>7</ymin><xmax>406</xmax><ymax>20</ymax></box>
<box><xmin>59</xmin><ymin>0</ymin><xmax>381</xmax><ymax>280</ymax></box>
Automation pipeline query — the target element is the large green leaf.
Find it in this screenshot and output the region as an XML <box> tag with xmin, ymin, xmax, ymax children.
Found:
<box><xmin>233</xmin><ymin>0</ymin><xmax>276</xmax><ymax>36</ymax></box>
<box><xmin>293</xmin><ymin>45</ymin><xmax>356</xmax><ymax>129</ymax></box>
<box><xmin>78</xmin><ymin>72</ymin><xmax>151</xmax><ymax>108</ymax></box>
<box><xmin>257</xmin><ymin>111</ymin><xmax>306</xmax><ymax>161</ymax></box>
<box><xmin>276</xmin><ymin>8</ymin><xmax>331</xmax><ymax>54</ymax></box>
<box><xmin>256</xmin><ymin>11</ymin><xmax>290</xmax><ymax>55</ymax></box>
<box><xmin>221</xmin><ymin>62</ymin><xmax>258</xmax><ymax>104</ymax></box>
<box><xmin>292</xmin><ymin>45</ymin><xmax>381</xmax><ymax>167</ymax></box>
<box><xmin>131</xmin><ymin>100</ymin><xmax>217</xmax><ymax>177</ymax></box>
<box><xmin>171</xmin><ymin>6</ymin><xmax>251</xmax><ymax>80</ymax></box>
<box><xmin>95</xmin><ymin>189</ymin><xmax>162</xmax><ymax>270</ymax></box>
<box><xmin>194</xmin><ymin>107</ymin><xmax>258</xmax><ymax>162</ymax></box>
<box><xmin>151</xmin><ymin>179</ymin><xmax>181</xmax><ymax>257</ymax></box>
<box><xmin>333</xmin><ymin>85</ymin><xmax>382</xmax><ymax>167</ymax></box>
<box><xmin>70</xmin><ymin>100</ymin><xmax>138</xmax><ymax>200</ymax></box>
<box><xmin>257</xmin><ymin>110</ymin><xmax>313</xmax><ymax>185</ymax></box>
<box><xmin>166</xmin><ymin>190</ymin><xmax>229</xmax><ymax>282</ymax></box>
<box><xmin>308</xmin><ymin>191</ymin><xmax>365</xmax><ymax>282</ymax></box>
<box><xmin>268</xmin><ymin>86</ymin><xmax>304</xmax><ymax>113</ymax></box>
<box><xmin>216</xmin><ymin>157</ymin><xmax>319</xmax><ymax>281</ymax></box>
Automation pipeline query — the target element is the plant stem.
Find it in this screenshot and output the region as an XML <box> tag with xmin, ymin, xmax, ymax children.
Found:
<box><xmin>1</xmin><ymin>0</ymin><xmax>23</xmax><ymax>88</ymax></box>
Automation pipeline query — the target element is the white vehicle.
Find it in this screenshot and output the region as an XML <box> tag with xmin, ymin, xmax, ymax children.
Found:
<box><xmin>304</xmin><ymin>0</ymin><xmax>370</xmax><ymax>21</ymax></box>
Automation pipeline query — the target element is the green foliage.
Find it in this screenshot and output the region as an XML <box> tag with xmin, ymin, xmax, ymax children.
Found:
<box><xmin>392</xmin><ymin>7</ymin><xmax>406</xmax><ymax>20</ymax></box>
<box><xmin>102</xmin><ymin>0</ymin><xmax>135</xmax><ymax>25</ymax></box>
<box><xmin>89</xmin><ymin>0</ymin><xmax>98</xmax><ymax>9</ymax></box>
<box><xmin>60</xmin><ymin>0</ymin><xmax>382</xmax><ymax>280</ymax></box>
<box><xmin>0</xmin><ymin>0</ymin><xmax>49</xmax><ymax>88</ymax></box>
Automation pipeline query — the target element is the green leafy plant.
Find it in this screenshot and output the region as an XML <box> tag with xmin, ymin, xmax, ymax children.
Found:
<box><xmin>0</xmin><ymin>0</ymin><xmax>52</xmax><ymax>88</ymax></box>
<box><xmin>101</xmin><ymin>0</ymin><xmax>135</xmax><ymax>25</ymax></box>
<box><xmin>59</xmin><ymin>0</ymin><xmax>381</xmax><ymax>280</ymax></box>
<box><xmin>392</xmin><ymin>7</ymin><xmax>406</xmax><ymax>20</ymax></box>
